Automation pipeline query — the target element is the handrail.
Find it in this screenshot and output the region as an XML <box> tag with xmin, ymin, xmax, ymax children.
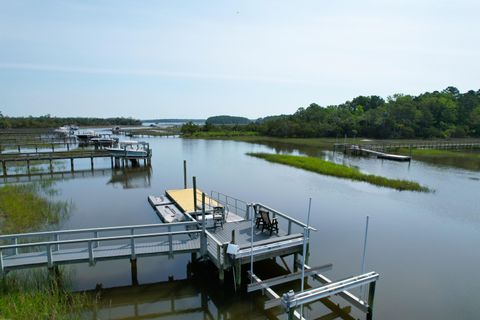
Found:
<box><xmin>204</xmin><ymin>230</ymin><xmax>225</xmax><ymax>247</ymax></box>
<box><xmin>253</xmin><ymin>203</ymin><xmax>317</xmax><ymax>231</ymax></box>
<box><xmin>0</xmin><ymin>230</ymin><xmax>201</xmax><ymax>250</ymax></box>
<box><xmin>0</xmin><ymin>221</ymin><xmax>199</xmax><ymax>240</ymax></box>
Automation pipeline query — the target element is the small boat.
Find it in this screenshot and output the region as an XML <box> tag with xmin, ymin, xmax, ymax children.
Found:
<box><xmin>90</xmin><ymin>134</ymin><xmax>119</xmax><ymax>146</ymax></box>
<box><xmin>105</xmin><ymin>140</ymin><xmax>149</xmax><ymax>157</ymax></box>
<box><xmin>76</xmin><ymin>130</ymin><xmax>99</xmax><ymax>140</ymax></box>
<box><xmin>112</xmin><ymin>126</ymin><xmax>121</xmax><ymax>134</ymax></box>
<box><xmin>54</xmin><ymin>126</ymin><xmax>71</xmax><ymax>135</ymax></box>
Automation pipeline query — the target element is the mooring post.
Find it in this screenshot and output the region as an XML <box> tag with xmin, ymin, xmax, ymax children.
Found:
<box><xmin>366</xmin><ymin>281</ymin><xmax>376</xmax><ymax>320</ymax></box>
<box><xmin>26</xmin><ymin>160</ymin><xmax>30</xmax><ymax>175</ymax></box>
<box><xmin>1</xmin><ymin>161</ymin><xmax>6</xmax><ymax>177</ymax></box>
<box><xmin>67</xmin><ymin>143</ymin><xmax>70</xmax><ymax>151</ymax></box>
<box><xmin>110</xmin><ymin>157</ymin><xmax>113</xmax><ymax>168</ymax></box>
<box><xmin>192</xmin><ymin>176</ymin><xmax>197</xmax><ymax>211</ymax></box>
<box><xmin>70</xmin><ymin>158</ymin><xmax>74</xmax><ymax>172</ymax></box>
<box><xmin>51</xmin><ymin>144</ymin><xmax>54</xmax><ymax>152</ymax></box>
<box><xmin>201</xmin><ymin>193</ymin><xmax>207</xmax><ymax>257</ymax></box>
<box><xmin>130</xmin><ymin>258</ymin><xmax>138</xmax><ymax>286</ymax></box>
<box><xmin>183</xmin><ymin>160</ymin><xmax>187</xmax><ymax>189</ymax></box>
<box><xmin>49</xmin><ymin>159</ymin><xmax>53</xmax><ymax>173</ymax></box>
<box><xmin>90</xmin><ymin>157</ymin><xmax>94</xmax><ymax>170</ymax></box>
<box><xmin>17</xmin><ymin>145</ymin><xmax>20</xmax><ymax>152</ymax></box>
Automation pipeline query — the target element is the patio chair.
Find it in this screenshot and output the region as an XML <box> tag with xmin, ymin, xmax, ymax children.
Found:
<box><xmin>212</xmin><ymin>206</ymin><xmax>225</xmax><ymax>228</ymax></box>
<box><xmin>259</xmin><ymin>210</ymin><xmax>279</xmax><ymax>235</ymax></box>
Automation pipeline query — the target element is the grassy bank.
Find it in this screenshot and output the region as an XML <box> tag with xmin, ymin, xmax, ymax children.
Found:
<box><xmin>247</xmin><ymin>153</ymin><xmax>430</xmax><ymax>192</ymax></box>
<box><xmin>0</xmin><ymin>269</ymin><xmax>89</xmax><ymax>319</ymax></box>
<box><xmin>0</xmin><ymin>181</ymin><xmax>88</xmax><ymax>318</ymax></box>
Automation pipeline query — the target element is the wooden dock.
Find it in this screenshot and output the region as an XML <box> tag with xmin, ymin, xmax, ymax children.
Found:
<box><xmin>335</xmin><ymin>144</ymin><xmax>411</xmax><ymax>162</ymax></box>
<box><xmin>0</xmin><ymin>148</ymin><xmax>152</xmax><ymax>177</ymax></box>
<box><xmin>0</xmin><ymin>188</ymin><xmax>379</xmax><ymax>320</ymax></box>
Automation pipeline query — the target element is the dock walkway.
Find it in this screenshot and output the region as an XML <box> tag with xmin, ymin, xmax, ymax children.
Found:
<box><xmin>0</xmin><ymin>148</ymin><xmax>151</xmax><ymax>177</ymax></box>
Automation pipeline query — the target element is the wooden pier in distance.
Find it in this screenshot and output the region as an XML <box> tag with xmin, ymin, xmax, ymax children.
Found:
<box><xmin>0</xmin><ymin>148</ymin><xmax>152</xmax><ymax>177</ymax></box>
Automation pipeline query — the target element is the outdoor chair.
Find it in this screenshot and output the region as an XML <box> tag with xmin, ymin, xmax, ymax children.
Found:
<box><xmin>212</xmin><ymin>206</ymin><xmax>225</xmax><ymax>229</ymax></box>
<box><xmin>259</xmin><ymin>210</ymin><xmax>279</xmax><ymax>235</ymax></box>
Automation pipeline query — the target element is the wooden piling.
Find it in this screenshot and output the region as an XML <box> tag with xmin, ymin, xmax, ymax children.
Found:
<box><xmin>2</xmin><ymin>161</ymin><xmax>6</xmax><ymax>177</ymax></box>
<box><xmin>70</xmin><ymin>158</ymin><xmax>74</xmax><ymax>172</ymax></box>
<box><xmin>366</xmin><ymin>281</ymin><xmax>376</xmax><ymax>320</ymax></box>
<box><xmin>90</xmin><ymin>157</ymin><xmax>94</xmax><ymax>170</ymax></box>
<box><xmin>183</xmin><ymin>160</ymin><xmax>187</xmax><ymax>189</ymax></box>
<box><xmin>192</xmin><ymin>176</ymin><xmax>197</xmax><ymax>212</ymax></box>
<box><xmin>130</xmin><ymin>258</ymin><xmax>138</xmax><ymax>286</ymax></box>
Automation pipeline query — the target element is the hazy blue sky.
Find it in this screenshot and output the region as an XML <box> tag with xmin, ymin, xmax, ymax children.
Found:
<box><xmin>0</xmin><ymin>0</ymin><xmax>479</xmax><ymax>119</ymax></box>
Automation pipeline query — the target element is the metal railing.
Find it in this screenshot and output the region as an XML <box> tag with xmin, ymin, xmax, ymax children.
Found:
<box><xmin>0</xmin><ymin>221</ymin><xmax>198</xmax><ymax>256</ymax></box>
<box><xmin>253</xmin><ymin>203</ymin><xmax>317</xmax><ymax>235</ymax></box>
<box><xmin>210</xmin><ymin>191</ymin><xmax>249</xmax><ymax>219</ymax></box>
<box><xmin>0</xmin><ymin>229</ymin><xmax>201</xmax><ymax>272</ymax></box>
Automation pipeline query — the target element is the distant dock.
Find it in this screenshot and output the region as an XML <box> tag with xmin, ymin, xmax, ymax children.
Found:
<box><xmin>335</xmin><ymin>144</ymin><xmax>411</xmax><ymax>162</ymax></box>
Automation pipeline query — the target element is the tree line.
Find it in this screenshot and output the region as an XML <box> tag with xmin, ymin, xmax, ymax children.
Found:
<box><xmin>0</xmin><ymin>113</ymin><xmax>141</xmax><ymax>128</ymax></box>
<box><xmin>182</xmin><ymin>87</ymin><xmax>480</xmax><ymax>139</ymax></box>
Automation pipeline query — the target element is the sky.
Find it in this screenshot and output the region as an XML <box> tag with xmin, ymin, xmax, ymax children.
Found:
<box><xmin>0</xmin><ymin>0</ymin><xmax>479</xmax><ymax>119</ymax></box>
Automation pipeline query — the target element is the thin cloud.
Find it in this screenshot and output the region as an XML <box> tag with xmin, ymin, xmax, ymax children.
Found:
<box><xmin>0</xmin><ymin>62</ymin><xmax>310</xmax><ymax>85</ymax></box>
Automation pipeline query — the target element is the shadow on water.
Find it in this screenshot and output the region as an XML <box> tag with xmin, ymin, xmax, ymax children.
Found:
<box><xmin>82</xmin><ymin>258</ymin><xmax>357</xmax><ymax>320</ymax></box>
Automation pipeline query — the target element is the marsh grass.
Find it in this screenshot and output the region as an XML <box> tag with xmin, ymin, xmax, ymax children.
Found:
<box><xmin>247</xmin><ymin>153</ymin><xmax>430</xmax><ymax>192</ymax></box>
<box><xmin>0</xmin><ymin>181</ymin><xmax>70</xmax><ymax>234</ymax></box>
<box><xmin>0</xmin><ymin>268</ymin><xmax>89</xmax><ymax>319</ymax></box>
<box><xmin>0</xmin><ymin>181</ymin><xmax>85</xmax><ymax>319</ymax></box>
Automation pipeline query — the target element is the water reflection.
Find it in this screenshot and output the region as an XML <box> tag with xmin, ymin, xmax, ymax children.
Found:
<box><xmin>107</xmin><ymin>167</ymin><xmax>152</xmax><ymax>189</ymax></box>
<box><xmin>81</xmin><ymin>259</ymin><xmax>356</xmax><ymax>320</ymax></box>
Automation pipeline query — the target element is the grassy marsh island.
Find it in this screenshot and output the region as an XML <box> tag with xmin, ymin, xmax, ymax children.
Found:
<box><xmin>247</xmin><ymin>153</ymin><xmax>430</xmax><ymax>192</ymax></box>
<box><xmin>0</xmin><ymin>182</ymin><xmax>88</xmax><ymax>318</ymax></box>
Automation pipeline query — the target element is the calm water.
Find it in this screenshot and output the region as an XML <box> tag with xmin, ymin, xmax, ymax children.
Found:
<box><xmin>7</xmin><ymin>137</ymin><xmax>480</xmax><ymax>319</ymax></box>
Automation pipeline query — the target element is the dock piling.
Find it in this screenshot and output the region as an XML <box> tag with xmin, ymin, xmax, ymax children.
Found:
<box><xmin>130</xmin><ymin>258</ymin><xmax>138</xmax><ymax>286</ymax></box>
<box><xmin>183</xmin><ymin>160</ymin><xmax>187</xmax><ymax>189</ymax></box>
<box><xmin>192</xmin><ymin>176</ymin><xmax>197</xmax><ymax>211</ymax></box>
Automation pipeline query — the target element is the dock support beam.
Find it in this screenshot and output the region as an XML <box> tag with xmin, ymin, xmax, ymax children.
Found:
<box><xmin>183</xmin><ymin>160</ymin><xmax>187</xmax><ymax>189</ymax></box>
<box><xmin>366</xmin><ymin>282</ymin><xmax>376</xmax><ymax>320</ymax></box>
<box><xmin>192</xmin><ymin>176</ymin><xmax>197</xmax><ymax>211</ymax></box>
<box><xmin>130</xmin><ymin>258</ymin><xmax>138</xmax><ymax>286</ymax></box>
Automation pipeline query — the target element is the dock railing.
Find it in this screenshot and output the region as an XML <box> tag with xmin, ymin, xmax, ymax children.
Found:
<box><xmin>0</xmin><ymin>221</ymin><xmax>198</xmax><ymax>257</ymax></box>
<box><xmin>0</xmin><ymin>228</ymin><xmax>201</xmax><ymax>271</ymax></box>
<box><xmin>210</xmin><ymin>191</ymin><xmax>249</xmax><ymax>219</ymax></box>
<box><xmin>204</xmin><ymin>230</ymin><xmax>227</xmax><ymax>268</ymax></box>
<box><xmin>253</xmin><ymin>203</ymin><xmax>317</xmax><ymax>235</ymax></box>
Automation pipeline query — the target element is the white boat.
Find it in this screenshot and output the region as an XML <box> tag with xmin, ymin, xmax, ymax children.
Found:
<box><xmin>90</xmin><ymin>134</ymin><xmax>119</xmax><ymax>146</ymax></box>
<box><xmin>105</xmin><ymin>140</ymin><xmax>149</xmax><ymax>157</ymax></box>
<box><xmin>54</xmin><ymin>126</ymin><xmax>71</xmax><ymax>135</ymax></box>
<box><xmin>76</xmin><ymin>130</ymin><xmax>99</xmax><ymax>140</ymax></box>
